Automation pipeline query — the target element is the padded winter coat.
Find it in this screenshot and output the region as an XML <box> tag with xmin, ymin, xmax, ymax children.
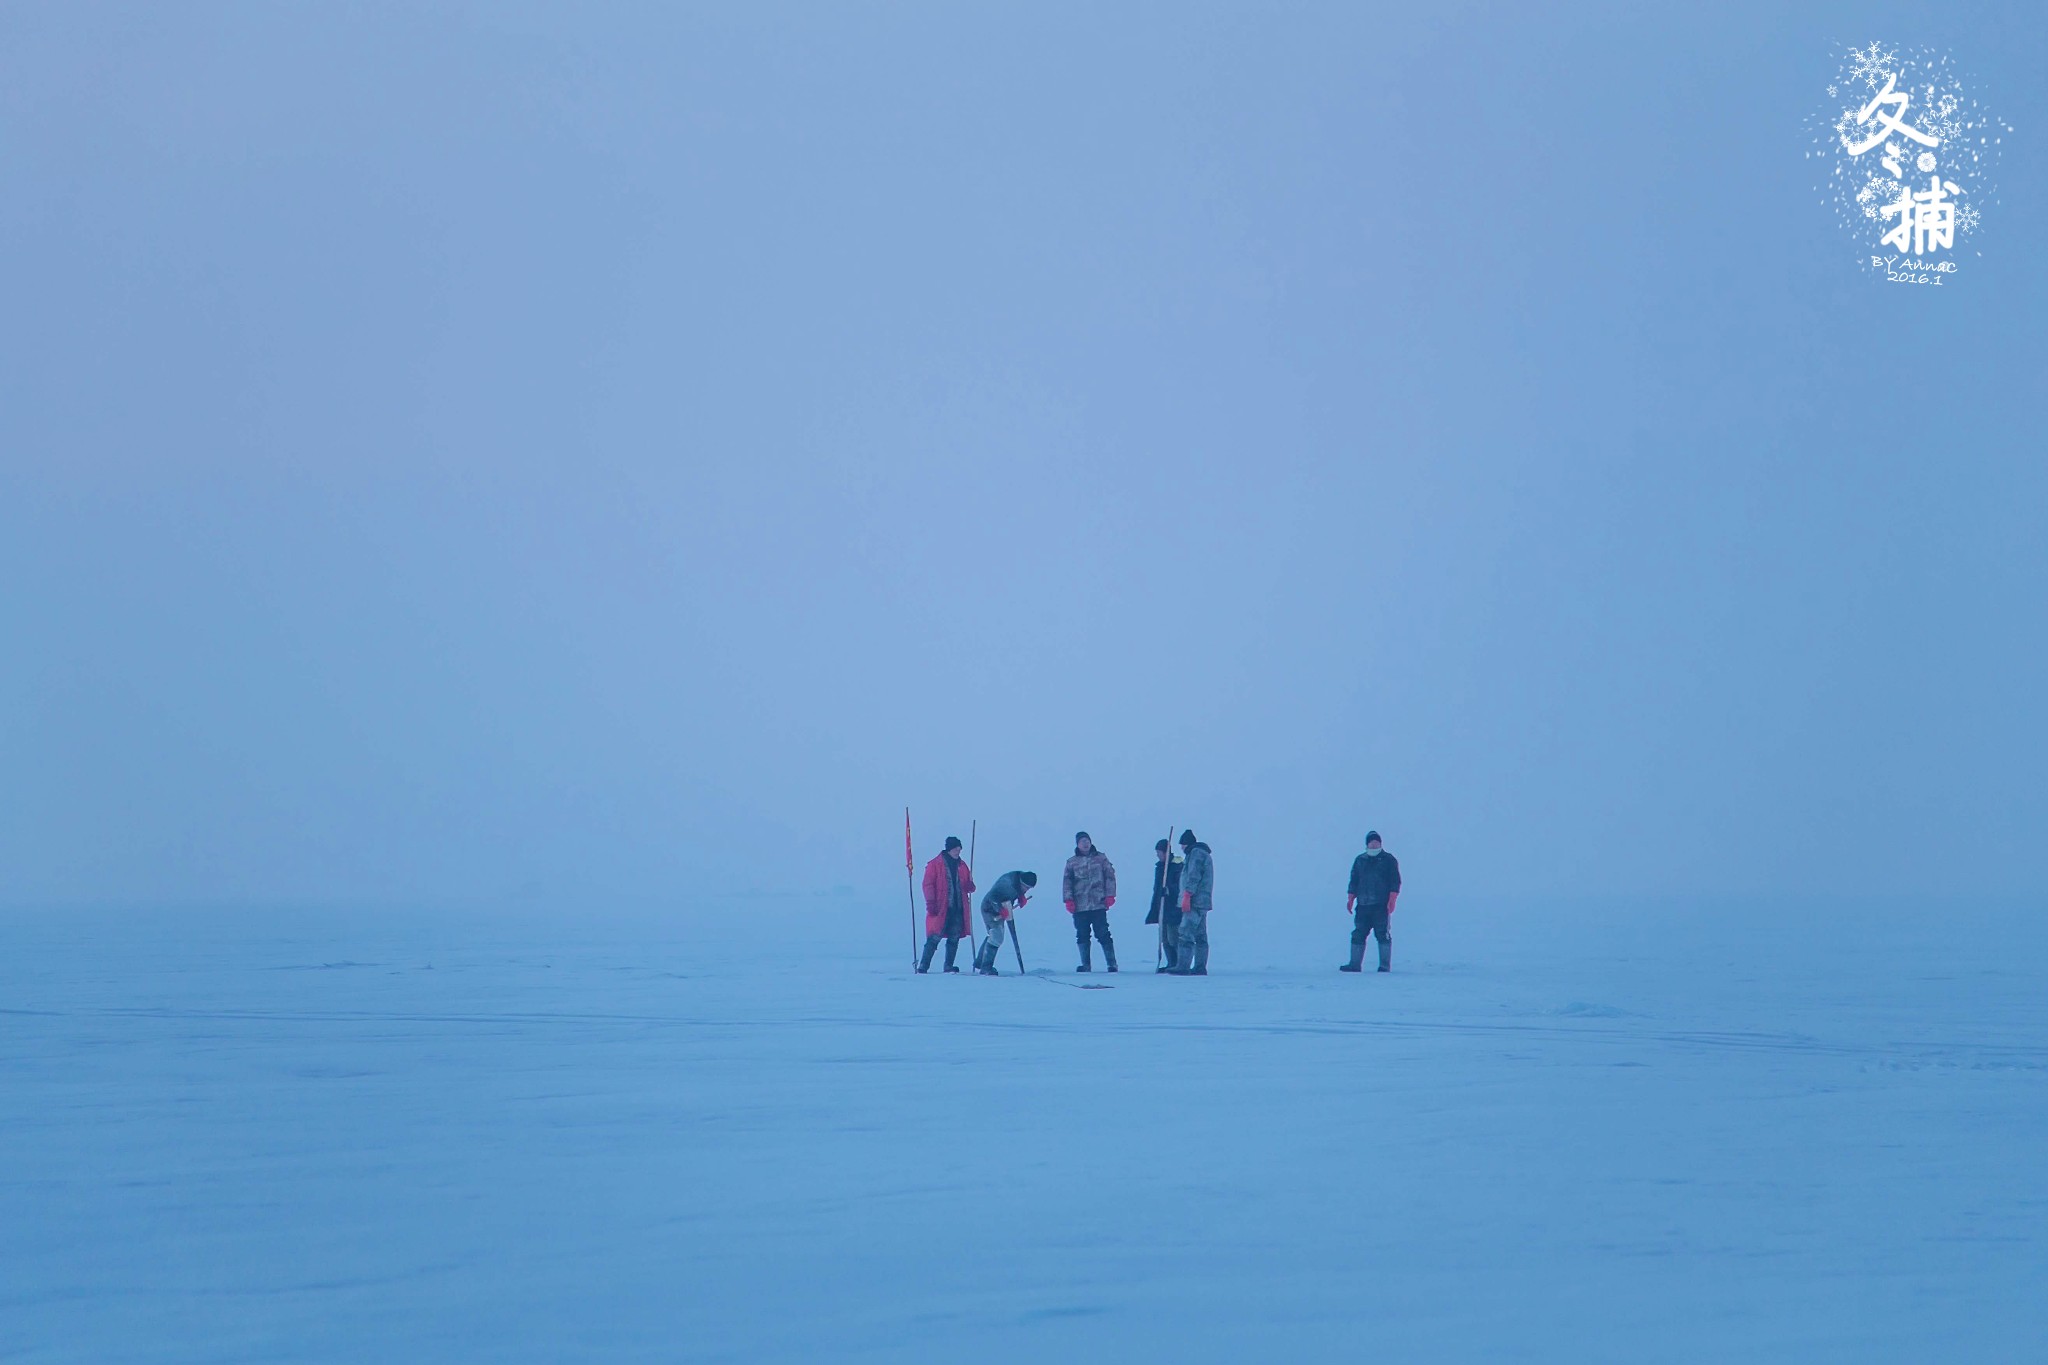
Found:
<box><xmin>1061</xmin><ymin>849</ymin><xmax>1117</xmax><ymax>914</ymax></box>
<box><xmin>1179</xmin><ymin>842</ymin><xmax>1214</xmax><ymax>912</ymax></box>
<box><xmin>981</xmin><ymin>871</ymin><xmax>1034</xmax><ymax>915</ymax></box>
<box><xmin>921</xmin><ymin>854</ymin><xmax>976</xmax><ymax>936</ymax></box>
<box><xmin>1347</xmin><ymin>850</ymin><xmax>1402</xmax><ymax>909</ymax></box>
<box><xmin>1146</xmin><ymin>854</ymin><xmax>1184</xmax><ymax>924</ymax></box>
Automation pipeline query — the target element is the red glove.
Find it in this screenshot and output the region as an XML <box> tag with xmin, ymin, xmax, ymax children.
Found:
<box><xmin>1000</xmin><ymin>906</ymin><xmax>1013</xmax><ymax>921</ymax></box>
<box><xmin>1104</xmin><ymin>896</ymin><xmax>1115</xmax><ymax>908</ymax></box>
<box><xmin>1386</xmin><ymin>891</ymin><xmax>1398</xmax><ymax>914</ymax></box>
<box><xmin>1065</xmin><ymin>900</ymin><xmax>1076</xmax><ymax>913</ymax></box>
<box><xmin>1346</xmin><ymin>894</ymin><xmax>1357</xmax><ymax>914</ymax></box>
<box><xmin>1179</xmin><ymin>892</ymin><xmax>1192</xmax><ymax>911</ymax></box>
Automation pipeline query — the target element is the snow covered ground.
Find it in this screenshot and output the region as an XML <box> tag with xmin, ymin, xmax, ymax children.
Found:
<box><xmin>3</xmin><ymin>896</ymin><xmax>2043</xmax><ymax>1363</ymax></box>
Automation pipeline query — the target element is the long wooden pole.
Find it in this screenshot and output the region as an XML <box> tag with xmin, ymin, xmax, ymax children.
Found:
<box><xmin>905</xmin><ymin>807</ymin><xmax>920</xmax><ymax>971</ymax></box>
<box><xmin>965</xmin><ymin>819</ymin><xmax>980</xmax><ymax>963</ymax></box>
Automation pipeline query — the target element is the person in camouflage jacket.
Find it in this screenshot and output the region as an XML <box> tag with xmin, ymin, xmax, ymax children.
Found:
<box><xmin>1168</xmin><ymin>829</ymin><xmax>1213</xmax><ymax>975</ymax></box>
<box><xmin>1061</xmin><ymin>832</ymin><xmax>1118</xmax><ymax>972</ymax></box>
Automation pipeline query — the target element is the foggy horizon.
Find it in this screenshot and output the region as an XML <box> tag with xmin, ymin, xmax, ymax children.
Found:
<box><xmin>5</xmin><ymin>3</ymin><xmax>2043</xmax><ymax>912</ymax></box>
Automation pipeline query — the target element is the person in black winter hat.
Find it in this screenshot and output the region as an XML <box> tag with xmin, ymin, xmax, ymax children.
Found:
<box><xmin>1168</xmin><ymin>829</ymin><xmax>1213</xmax><ymax>975</ymax></box>
<box><xmin>917</xmin><ymin>836</ymin><xmax>975</xmax><ymax>973</ymax></box>
<box><xmin>1062</xmin><ymin>832</ymin><xmax>1118</xmax><ymax>972</ymax></box>
<box><xmin>1147</xmin><ymin>838</ymin><xmax>1185</xmax><ymax>971</ymax></box>
<box><xmin>1341</xmin><ymin>831</ymin><xmax>1402</xmax><ymax>972</ymax></box>
<box><xmin>971</xmin><ymin>870</ymin><xmax>1037</xmax><ymax>974</ymax></box>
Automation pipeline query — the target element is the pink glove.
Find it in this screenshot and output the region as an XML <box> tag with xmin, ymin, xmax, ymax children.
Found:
<box><xmin>1105</xmin><ymin>896</ymin><xmax>1115</xmax><ymax>908</ymax></box>
<box><xmin>1065</xmin><ymin>900</ymin><xmax>1076</xmax><ymax>913</ymax></box>
<box><xmin>1386</xmin><ymin>891</ymin><xmax>1399</xmax><ymax>915</ymax></box>
<box><xmin>1179</xmin><ymin>892</ymin><xmax>1192</xmax><ymax>912</ymax></box>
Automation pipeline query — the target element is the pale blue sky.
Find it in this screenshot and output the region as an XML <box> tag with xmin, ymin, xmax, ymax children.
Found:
<box><xmin>3</xmin><ymin>2</ymin><xmax>2043</xmax><ymax>907</ymax></box>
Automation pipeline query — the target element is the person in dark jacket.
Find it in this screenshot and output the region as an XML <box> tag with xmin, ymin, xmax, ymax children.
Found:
<box><xmin>1061</xmin><ymin>832</ymin><xmax>1118</xmax><ymax>972</ymax></box>
<box><xmin>1146</xmin><ymin>838</ymin><xmax>1185</xmax><ymax>972</ymax></box>
<box><xmin>972</xmin><ymin>870</ymin><xmax>1037</xmax><ymax>975</ymax></box>
<box><xmin>1341</xmin><ymin>830</ymin><xmax>1402</xmax><ymax>973</ymax></box>
<box><xmin>1168</xmin><ymin>829</ymin><xmax>1213</xmax><ymax>975</ymax></box>
<box><xmin>918</xmin><ymin>836</ymin><xmax>976</xmax><ymax>973</ymax></box>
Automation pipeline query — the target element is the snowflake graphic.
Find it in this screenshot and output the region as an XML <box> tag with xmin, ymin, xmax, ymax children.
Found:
<box><xmin>1855</xmin><ymin>173</ymin><xmax>1897</xmax><ymax>218</ymax></box>
<box><xmin>1919</xmin><ymin>89</ymin><xmax>1965</xmax><ymax>145</ymax></box>
<box><xmin>1846</xmin><ymin>41</ymin><xmax>1896</xmax><ymax>91</ymax></box>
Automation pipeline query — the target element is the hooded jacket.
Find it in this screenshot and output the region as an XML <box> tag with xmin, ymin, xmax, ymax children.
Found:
<box><xmin>1179</xmin><ymin>842</ymin><xmax>1214</xmax><ymax>912</ymax></box>
<box><xmin>1061</xmin><ymin>847</ymin><xmax>1116</xmax><ymax>914</ymax></box>
<box><xmin>921</xmin><ymin>853</ymin><xmax>976</xmax><ymax>936</ymax></box>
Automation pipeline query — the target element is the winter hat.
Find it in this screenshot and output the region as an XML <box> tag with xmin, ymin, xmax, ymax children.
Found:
<box><xmin>1155</xmin><ymin>838</ymin><xmax>1171</xmax><ymax>852</ymax></box>
<box><xmin>1179</xmin><ymin>829</ymin><xmax>1197</xmax><ymax>848</ymax></box>
<box><xmin>1364</xmin><ymin>830</ymin><xmax>1382</xmax><ymax>845</ymax></box>
<box><xmin>1020</xmin><ymin>872</ymin><xmax>1039</xmax><ymax>887</ymax></box>
<box><xmin>944</xmin><ymin>836</ymin><xmax>963</xmax><ymax>851</ymax></box>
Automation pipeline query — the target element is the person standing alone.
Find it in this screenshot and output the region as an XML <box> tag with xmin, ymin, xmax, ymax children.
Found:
<box><xmin>1341</xmin><ymin>830</ymin><xmax>1402</xmax><ymax>973</ymax></box>
<box><xmin>1169</xmin><ymin>829</ymin><xmax>1213</xmax><ymax>975</ymax></box>
<box><xmin>1062</xmin><ymin>832</ymin><xmax>1118</xmax><ymax>972</ymax></box>
<box><xmin>1146</xmin><ymin>837</ymin><xmax>1185</xmax><ymax>972</ymax></box>
<box><xmin>918</xmin><ymin>836</ymin><xmax>976</xmax><ymax>973</ymax></box>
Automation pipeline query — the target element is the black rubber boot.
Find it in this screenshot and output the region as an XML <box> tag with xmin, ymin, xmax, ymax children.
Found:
<box><xmin>1191</xmin><ymin>941</ymin><xmax>1209</xmax><ymax>975</ymax></box>
<box><xmin>1103</xmin><ymin>939</ymin><xmax>1118</xmax><ymax>973</ymax></box>
<box><xmin>943</xmin><ymin>937</ymin><xmax>960</xmax><ymax>973</ymax></box>
<box><xmin>1377</xmin><ymin>937</ymin><xmax>1392</xmax><ymax>973</ymax></box>
<box><xmin>1157</xmin><ymin>941</ymin><xmax>1177</xmax><ymax>974</ymax></box>
<box><xmin>918</xmin><ymin>936</ymin><xmax>939</xmax><ymax>973</ymax></box>
<box><xmin>1076</xmin><ymin>938</ymin><xmax>1092</xmax><ymax>972</ymax></box>
<box><xmin>1340</xmin><ymin>940</ymin><xmax>1366</xmax><ymax>972</ymax></box>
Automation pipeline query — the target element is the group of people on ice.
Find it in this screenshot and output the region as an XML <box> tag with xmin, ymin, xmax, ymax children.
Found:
<box><xmin>916</xmin><ymin>829</ymin><xmax>1400</xmax><ymax>976</ymax></box>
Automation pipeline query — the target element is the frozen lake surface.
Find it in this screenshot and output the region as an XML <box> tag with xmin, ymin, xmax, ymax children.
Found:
<box><xmin>3</xmin><ymin>898</ymin><xmax>2043</xmax><ymax>1362</ymax></box>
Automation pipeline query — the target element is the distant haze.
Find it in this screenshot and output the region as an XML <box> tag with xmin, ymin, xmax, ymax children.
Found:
<box><xmin>4</xmin><ymin>3</ymin><xmax>2044</xmax><ymax>908</ymax></box>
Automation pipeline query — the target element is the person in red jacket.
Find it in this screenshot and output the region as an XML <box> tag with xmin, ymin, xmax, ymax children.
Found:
<box><xmin>918</xmin><ymin>836</ymin><xmax>977</xmax><ymax>973</ymax></box>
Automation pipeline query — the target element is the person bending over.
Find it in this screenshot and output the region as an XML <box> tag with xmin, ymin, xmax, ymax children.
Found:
<box><xmin>973</xmin><ymin>870</ymin><xmax>1037</xmax><ymax>975</ymax></box>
